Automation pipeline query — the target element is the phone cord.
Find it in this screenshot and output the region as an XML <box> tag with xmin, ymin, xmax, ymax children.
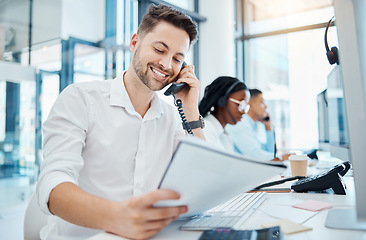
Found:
<box><xmin>173</xmin><ymin>96</ymin><xmax>194</xmax><ymax>136</ymax></box>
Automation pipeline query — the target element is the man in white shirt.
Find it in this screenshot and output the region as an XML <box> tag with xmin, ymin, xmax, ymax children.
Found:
<box><xmin>226</xmin><ymin>89</ymin><xmax>278</xmax><ymax>161</ymax></box>
<box><xmin>36</xmin><ymin>4</ymin><xmax>204</xmax><ymax>240</ymax></box>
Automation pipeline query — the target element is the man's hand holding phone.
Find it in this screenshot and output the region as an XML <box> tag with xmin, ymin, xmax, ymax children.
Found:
<box><xmin>106</xmin><ymin>189</ymin><xmax>187</xmax><ymax>240</ymax></box>
<box><xmin>173</xmin><ymin>63</ymin><xmax>200</xmax><ymax>118</ymax></box>
<box><xmin>164</xmin><ymin>62</ymin><xmax>204</xmax><ymax>138</ymax></box>
<box><xmin>260</xmin><ymin>113</ymin><xmax>272</xmax><ymax>130</ymax></box>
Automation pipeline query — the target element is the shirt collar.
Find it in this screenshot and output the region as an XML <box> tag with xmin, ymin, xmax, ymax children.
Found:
<box><xmin>109</xmin><ymin>72</ymin><xmax>164</xmax><ymax>119</ymax></box>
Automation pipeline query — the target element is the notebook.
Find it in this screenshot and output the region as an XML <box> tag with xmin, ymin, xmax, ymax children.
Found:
<box><xmin>154</xmin><ymin>136</ymin><xmax>287</xmax><ymax>218</ymax></box>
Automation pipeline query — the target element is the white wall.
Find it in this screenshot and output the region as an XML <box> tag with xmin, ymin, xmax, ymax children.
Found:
<box><xmin>198</xmin><ymin>0</ymin><xmax>236</xmax><ymax>97</ymax></box>
<box><xmin>32</xmin><ymin>0</ymin><xmax>61</xmax><ymax>45</ymax></box>
<box><xmin>61</xmin><ymin>0</ymin><xmax>105</xmax><ymax>42</ymax></box>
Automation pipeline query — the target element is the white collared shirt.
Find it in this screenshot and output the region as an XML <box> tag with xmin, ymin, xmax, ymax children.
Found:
<box><xmin>36</xmin><ymin>73</ymin><xmax>185</xmax><ymax>239</ymax></box>
<box><xmin>226</xmin><ymin>114</ymin><xmax>275</xmax><ymax>161</ymax></box>
<box><xmin>202</xmin><ymin>114</ymin><xmax>235</xmax><ymax>153</ymax></box>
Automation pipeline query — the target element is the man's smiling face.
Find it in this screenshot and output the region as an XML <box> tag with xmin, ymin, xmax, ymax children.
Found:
<box><xmin>130</xmin><ymin>21</ymin><xmax>190</xmax><ymax>91</ymax></box>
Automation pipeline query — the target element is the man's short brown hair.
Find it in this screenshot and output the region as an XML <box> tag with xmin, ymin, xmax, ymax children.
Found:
<box><xmin>137</xmin><ymin>4</ymin><xmax>198</xmax><ymax>45</ymax></box>
<box><xmin>249</xmin><ymin>89</ymin><xmax>262</xmax><ymax>100</ymax></box>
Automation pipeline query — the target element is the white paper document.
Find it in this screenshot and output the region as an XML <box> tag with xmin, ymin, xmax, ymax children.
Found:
<box><xmin>261</xmin><ymin>205</ymin><xmax>318</xmax><ymax>224</ymax></box>
<box><xmin>154</xmin><ymin>136</ymin><xmax>287</xmax><ymax>218</ymax></box>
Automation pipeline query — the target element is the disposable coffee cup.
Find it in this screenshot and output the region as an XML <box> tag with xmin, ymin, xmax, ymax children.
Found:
<box><xmin>289</xmin><ymin>154</ymin><xmax>309</xmax><ymax>177</ymax></box>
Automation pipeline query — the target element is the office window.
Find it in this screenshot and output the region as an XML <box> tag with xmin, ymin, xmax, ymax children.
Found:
<box><xmin>115</xmin><ymin>0</ymin><xmax>138</xmax><ymax>76</ymax></box>
<box><xmin>20</xmin><ymin>41</ymin><xmax>62</xmax><ymax>122</ymax></box>
<box><xmin>74</xmin><ymin>43</ymin><xmax>106</xmax><ymax>83</ymax></box>
<box><xmin>26</xmin><ymin>43</ymin><xmax>62</xmax><ymax>72</ymax></box>
<box><xmin>243</xmin><ymin>0</ymin><xmax>334</xmax><ymax>35</ymax></box>
<box><xmin>0</xmin><ymin>81</ymin><xmax>5</xmax><ymax>142</ymax></box>
<box><xmin>236</xmin><ymin>0</ymin><xmax>338</xmax><ymax>151</ymax></box>
<box><xmin>0</xmin><ymin>0</ymin><xmax>140</xmax><ymax>211</ymax></box>
<box><xmin>0</xmin><ymin>77</ymin><xmax>36</xmax><ymax>175</ymax></box>
<box><xmin>18</xmin><ymin>81</ymin><xmax>36</xmax><ymax>167</ymax></box>
<box><xmin>40</xmin><ymin>74</ymin><xmax>59</xmax><ymax>123</ymax></box>
<box><xmin>163</xmin><ymin>0</ymin><xmax>196</xmax><ymax>11</ymax></box>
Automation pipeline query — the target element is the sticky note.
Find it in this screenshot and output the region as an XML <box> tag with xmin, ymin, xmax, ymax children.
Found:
<box><xmin>261</xmin><ymin>219</ymin><xmax>312</xmax><ymax>235</ymax></box>
<box><xmin>292</xmin><ymin>200</ymin><xmax>333</xmax><ymax>212</ymax></box>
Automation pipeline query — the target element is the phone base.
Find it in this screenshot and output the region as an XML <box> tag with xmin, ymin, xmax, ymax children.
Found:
<box><xmin>325</xmin><ymin>209</ymin><xmax>366</xmax><ymax>230</ymax></box>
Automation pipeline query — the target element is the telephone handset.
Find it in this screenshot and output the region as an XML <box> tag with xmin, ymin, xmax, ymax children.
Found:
<box><xmin>164</xmin><ymin>61</ymin><xmax>187</xmax><ymax>96</ymax></box>
<box><xmin>263</xmin><ymin>116</ymin><xmax>270</xmax><ymax>121</ymax></box>
<box><xmin>291</xmin><ymin>161</ymin><xmax>351</xmax><ymax>195</ymax></box>
<box><xmin>163</xmin><ymin>62</ymin><xmax>195</xmax><ymax>135</ymax></box>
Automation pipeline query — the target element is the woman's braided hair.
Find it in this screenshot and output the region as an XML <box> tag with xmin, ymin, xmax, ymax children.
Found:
<box><xmin>199</xmin><ymin>76</ymin><xmax>247</xmax><ymax>117</ymax></box>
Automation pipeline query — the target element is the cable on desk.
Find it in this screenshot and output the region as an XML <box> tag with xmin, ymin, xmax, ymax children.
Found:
<box><xmin>301</xmin><ymin>211</ymin><xmax>321</xmax><ymax>224</ymax></box>
<box><xmin>252</xmin><ymin>176</ymin><xmax>306</xmax><ymax>190</ymax></box>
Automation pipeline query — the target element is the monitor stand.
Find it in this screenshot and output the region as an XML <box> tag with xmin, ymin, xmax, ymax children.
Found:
<box><xmin>325</xmin><ymin>209</ymin><xmax>366</xmax><ymax>230</ymax></box>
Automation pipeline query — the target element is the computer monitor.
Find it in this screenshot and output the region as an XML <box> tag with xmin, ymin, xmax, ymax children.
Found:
<box><xmin>325</xmin><ymin>0</ymin><xmax>366</xmax><ymax>230</ymax></box>
<box><xmin>317</xmin><ymin>89</ymin><xmax>329</xmax><ymax>150</ymax></box>
<box><xmin>327</xmin><ymin>66</ymin><xmax>349</xmax><ymax>160</ymax></box>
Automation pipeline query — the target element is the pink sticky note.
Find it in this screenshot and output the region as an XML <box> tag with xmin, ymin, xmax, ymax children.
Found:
<box><xmin>292</xmin><ymin>200</ymin><xmax>333</xmax><ymax>212</ymax></box>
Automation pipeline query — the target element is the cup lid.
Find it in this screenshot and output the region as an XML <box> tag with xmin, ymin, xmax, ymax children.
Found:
<box><xmin>289</xmin><ymin>154</ymin><xmax>309</xmax><ymax>161</ymax></box>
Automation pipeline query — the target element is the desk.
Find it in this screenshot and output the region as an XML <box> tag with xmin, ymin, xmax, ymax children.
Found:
<box><xmin>88</xmin><ymin>176</ymin><xmax>366</xmax><ymax>240</ymax></box>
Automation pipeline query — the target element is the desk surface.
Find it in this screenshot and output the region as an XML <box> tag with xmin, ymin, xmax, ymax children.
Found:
<box><xmin>88</xmin><ymin>176</ymin><xmax>366</xmax><ymax>240</ymax></box>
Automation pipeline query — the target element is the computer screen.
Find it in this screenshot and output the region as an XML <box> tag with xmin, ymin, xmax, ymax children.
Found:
<box><xmin>325</xmin><ymin>0</ymin><xmax>366</xmax><ymax>230</ymax></box>
<box><xmin>327</xmin><ymin>66</ymin><xmax>349</xmax><ymax>160</ymax></box>
<box><xmin>317</xmin><ymin>89</ymin><xmax>329</xmax><ymax>150</ymax></box>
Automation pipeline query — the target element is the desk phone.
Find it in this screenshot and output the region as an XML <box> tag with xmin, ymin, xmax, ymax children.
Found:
<box><xmin>291</xmin><ymin>161</ymin><xmax>351</xmax><ymax>195</ymax></box>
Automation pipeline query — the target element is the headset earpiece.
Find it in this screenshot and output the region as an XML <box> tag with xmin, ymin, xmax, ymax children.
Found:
<box><xmin>324</xmin><ymin>16</ymin><xmax>339</xmax><ymax>65</ymax></box>
<box><xmin>326</xmin><ymin>46</ymin><xmax>339</xmax><ymax>65</ymax></box>
<box><xmin>217</xmin><ymin>97</ymin><xmax>227</xmax><ymax>106</ymax></box>
<box><xmin>331</xmin><ymin>46</ymin><xmax>339</xmax><ymax>64</ymax></box>
<box><xmin>218</xmin><ymin>81</ymin><xmax>241</xmax><ymax>107</ymax></box>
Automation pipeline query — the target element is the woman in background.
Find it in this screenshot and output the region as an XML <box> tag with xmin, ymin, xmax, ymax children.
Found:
<box><xmin>199</xmin><ymin>76</ymin><xmax>249</xmax><ymax>152</ymax></box>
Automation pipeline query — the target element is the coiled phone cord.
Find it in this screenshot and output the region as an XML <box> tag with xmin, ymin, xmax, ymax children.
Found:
<box><xmin>173</xmin><ymin>94</ymin><xmax>194</xmax><ymax>136</ymax></box>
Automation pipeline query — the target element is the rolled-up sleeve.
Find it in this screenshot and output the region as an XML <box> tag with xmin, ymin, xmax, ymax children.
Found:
<box><xmin>36</xmin><ymin>85</ymin><xmax>89</xmax><ymax>215</ymax></box>
<box><xmin>264</xmin><ymin>130</ymin><xmax>275</xmax><ymax>153</ymax></box>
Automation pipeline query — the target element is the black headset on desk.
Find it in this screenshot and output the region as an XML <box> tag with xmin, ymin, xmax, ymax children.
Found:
<box><xmin>325</xmin><ymin>16</ymin><xmax>339</xmax><ymax>65</ymax></box>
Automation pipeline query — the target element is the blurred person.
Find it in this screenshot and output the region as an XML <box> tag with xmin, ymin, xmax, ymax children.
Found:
<box><xmin>226</xmin><ymin>88</ymin><xmax>286</xmax><ymax>161</ymax></box>
<box><xmin>199</xmin><ymin>76</ymin><xmax>249</xmax><ymax>152</ymax></box>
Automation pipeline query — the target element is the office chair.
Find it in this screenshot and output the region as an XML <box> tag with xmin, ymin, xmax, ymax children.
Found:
<box><xmin>24</xmin><ymin>190</ymin><xmax>48</xmax><ymax>240</ymax></box>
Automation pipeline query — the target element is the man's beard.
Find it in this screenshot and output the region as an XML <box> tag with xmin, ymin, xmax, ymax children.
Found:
<box><xmin>132</xmin><ymin>46</ymin><xmax>172</xmax><ymax>91</ymax></box>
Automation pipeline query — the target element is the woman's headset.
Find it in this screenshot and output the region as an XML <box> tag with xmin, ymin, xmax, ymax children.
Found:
<box><xmin>217</xmin><ymin>81</ymin><xmax>241</xmax><ymax>107</ymax></box>
<box><xmin>217</xmin><ymin>81</ymin><xmax>242</xmax><ymax>124</ymax></box>
<box><xmin>325</xmin><ymin>16</ymin><xmax>339</xmax><ymax>65</ymax></box>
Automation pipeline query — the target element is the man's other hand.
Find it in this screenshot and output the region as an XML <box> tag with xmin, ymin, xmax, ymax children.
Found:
<box><xmin>106</xmin><ymin>189</ymin><xmax>187</xmax><ymax>240</ymax></box>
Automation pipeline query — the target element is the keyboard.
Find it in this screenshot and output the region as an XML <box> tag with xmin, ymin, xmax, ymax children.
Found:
<box><xmin>180</xmin><ymin>192</ymin><xmax>267</xmax><ymax>230</ymax></box>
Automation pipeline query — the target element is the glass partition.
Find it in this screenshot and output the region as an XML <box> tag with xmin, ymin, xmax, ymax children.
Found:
<box><xmin>74</xmin><ymin>43</ymin><xmax>105</xmax><ymax>83</ymax></box>
<box><xmin>0</xmin><ymin>63</ymin><xmax>37</xmax><ymax>185</ymax></box>
<box><xmin>236</xmin><ymin>0</ymin><xmax>339</xmax><ymax>151</ymax></box>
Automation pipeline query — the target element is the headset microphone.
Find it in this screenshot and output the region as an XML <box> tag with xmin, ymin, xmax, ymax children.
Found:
<box><xmin>324</xmin><ymin>16</ymin><xmax>339</xmax><ymax>65</ymax></box>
